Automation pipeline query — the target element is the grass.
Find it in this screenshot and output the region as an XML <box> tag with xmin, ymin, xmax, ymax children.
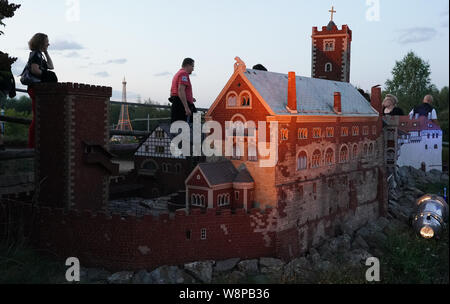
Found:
<box><xmin>380</xmin><ymin>227</ymin><xmax>449</xmax><ymax>284</ymax></box>
<box><xmin>0</xmin><ymin>241</ymin><xmax>67</xmax><ymax>284</ymax></box>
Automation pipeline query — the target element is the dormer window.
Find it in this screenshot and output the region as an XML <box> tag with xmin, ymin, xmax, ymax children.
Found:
<box><xmin>325</xmin><ymin>63</ymin><xmax>332</xmax><ymax>72</ymax></box>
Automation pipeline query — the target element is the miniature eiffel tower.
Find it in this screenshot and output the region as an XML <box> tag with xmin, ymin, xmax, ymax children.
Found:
<box><xmin>111</xmin><ymin>77</ymin><xmax>135</xmax><ymax>144</ymax></box>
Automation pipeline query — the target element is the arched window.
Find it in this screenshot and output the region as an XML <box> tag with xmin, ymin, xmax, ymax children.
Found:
<box><xmin>363</xmin><ymin>144</ymin><xmax>368</xmax><ymax>156</ymax></box>
<box><xmin>226</xmin><ymin>91</ymin><xmax>238</xmax><ymax>107</ymax></box>
<box><xmin>142</xmin><ymin>160</ymin><xmax>158</xmax><ymax>171</ymax></box>
<box><xmin>368</xmin><ymin>143</ymin><xmax>374</xmax><ymax>155</ymax></box>
<box><xmin>352</xmin><ymin>144</ymin><xmax>358</xmax><ymax>159</ymax></box>
<box><xmin>311</xmin><ymin>150</ymin><xmax>322</xmax><ymax>168</ymax></box>
<box><xmin>298</xmin><ymin>128</ymin><xmax>308</xmax><ymax>139</ymax></box>
<box><xmin>239</xmin><ymin>91</ymin><xmax>251</xmax><ymax>107</ymax></box>
<box><xmin>325</xmin><ymin>63</ymin><xmax>332</xmax><ymax>72</ymax></box>
<box><xmin>325</xmin><ymin>148</ymin><xmax>334</xmax><ymax>165</ymax></box>
<box><xmin>339</xmin><ymin>146</ymin><xmax>349</xmax><ymax>163</ymax></box>
<box><xmin>297</xmin><ymin>151</ymin><xmax>308</xmax><ymax>171</ymax></box>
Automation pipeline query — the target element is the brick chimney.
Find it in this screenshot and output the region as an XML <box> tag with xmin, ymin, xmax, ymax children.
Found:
<box><xmin>333</xmin><ymin>92</ymin><xmax>342</xmax><ymax>114</ymax></box>
<box><xmin>286</xmin><ymin>71</ymin><xmax>298</xmax><ymax>113</ymax></box>
<box><xmin>371</xmin><ymin>85</ymin><xmax>382</xmax><ymax>115</ymax></box>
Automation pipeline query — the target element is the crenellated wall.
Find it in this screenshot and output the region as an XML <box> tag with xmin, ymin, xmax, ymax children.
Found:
<box><xmin>0</xmin><ymin>201</ymin><xmax>277</xmax><ymax>271</ymax></box>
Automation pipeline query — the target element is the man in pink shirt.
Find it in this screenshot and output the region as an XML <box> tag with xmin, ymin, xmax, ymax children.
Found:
<box><xmin>170</xmin><ymin>58</ymin><xmax>196</xmax><ymax>123</ymax></box>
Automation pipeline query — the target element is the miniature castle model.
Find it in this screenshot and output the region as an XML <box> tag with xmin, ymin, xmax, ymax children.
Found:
<box><xmin>384</xmin><ymin>115</ymin><xmax>443</xmax><ymax>173</ymax></box>
<box><xmin>0</xmin><ymin>15</ymin><xmax>389</xmax><ymax>271</ymax></box>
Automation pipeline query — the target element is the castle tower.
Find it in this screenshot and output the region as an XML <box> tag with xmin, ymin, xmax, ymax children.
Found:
<box><xmin>33</xmin><ymin>83</ymin><xmax>119</xmax><ymax>210</ymax></box>
<box><xmin>116</xmin><ymin>77</ymin><xmax>133</xmax><ymax>132</ymax></box>
<box><xmin>311</xmin><ymin>6</ymin><xmax>352</xmax><ymax>82</ymax></box>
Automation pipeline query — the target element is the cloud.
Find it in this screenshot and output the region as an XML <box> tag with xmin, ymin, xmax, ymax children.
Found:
<box><xmin>94</xmin><ymin>71</ymin><xmax>110</xmax><ymax>78</ymax></box>
<box><xmin>51</xmin><ymin>40</ymin><xmax>84</xmax><ymax>50</ymax></box>
<box><xmin>154</xmin><ymin>71</ymin><xmax>171</xmax><ymax>77</ymax></box>
<box><xmin>105</xmin><ymin>58</ymin><xmax>127</xmax><ymax>64</ymax></box>
<box><xmin>396</xmin><ymin>27</ymin><xmax>438</xmax><ymax>44</ymax></box>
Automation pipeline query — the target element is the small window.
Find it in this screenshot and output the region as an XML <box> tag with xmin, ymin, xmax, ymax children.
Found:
<box><xmin>352</xmin><ymin>144</ymin><xmax>358</xmax><ymax>159</ymax></box>
<box><xmin>186</xmin><ymin>230</ymin><xmax>191</xmax><ymax>240</ymax></box>
<box><xmin>434</xmin><ymin>144</ymin><xmax>438</xmax><ymax>149</ymax></box>
<box><xmin>363</xmin><ymin>126</ymin><xmax>369</xmax><ymax>136</ymax></box>
<box><xmin>341</xmin><ymin>127</ymin><xmax>349</xmax><ymax>137</ymax></box>
<box><xmin>372</xmin><ymin>126</ymin><xmax>377</xmax><ymax>135</ymax></box>
<box><xmin>325</xmin><ymin>148</ymin><xmax>334</xmax><ymax>165</ymax></box>
<box><xmin>197</xmin><ymin>175</ymin><xmax>201</xmax><ymax>180</ymax></box>
<box><xmin>240</xmin><ymin>91</ymin><xmax>251</xmax><ymax>107</ymax></box>
<box><xmin>325</xmin><ymin>63</ymin><xmax>332</xmax><ymax>72</ymax></box>
<box><xmin>235</xmin><ymin>191</ymin><xmax>240</xmax><ymax>201</ymax></box>
<box><xmin>145</xmin><ymin>145</ymin><xmax>150</xmax><ymax>152</ymax></box>
<box><xmin>313</xmin><ymin>128</ymin><xmax>322</xmax><ymax>138</ymax></box>
<box><xmin>281</xmin><ymin>128</ymin><xmax>289</xmax><ymax>140</ymax></box>
<box><xmin>175</xmin><ymin>163</ymin><xmax>182</xmax><ymax>174</ymax></box>
<box><xmin>324</xmin><ymin>40</ymin><xmax>335</xmax><ymax>51</ymax></box>
<box><xmin>352</xmin><ymin>126</ymin><xmax>359</xmax><ymax>136</ymax></box>
<box><xmin>427</xmin><ymin>134</ymin><xmax>431</xmax><ymax>139</ymax></box>
<box><xmin>326</xmin><ymin>127</ymin><xmax>334</xmax><ymax>138</ymax></box>
<box><xmin>201</xmin><ymin>228</ymin><xmax>207</xmax><ymax>240</ymax></box>
<box><xmin>298</xmin><ymin>128</ymin><xmax>308</xmax><ymax>139</ymax></box>
<box><xmin>425</xmin><ymin>145</ymin><xmax>428</xmax><ymax>150</ymax></box>
<box><xmin>155</xmin><ymin>146</ymin><xmax>165</xmax><ymax>154</ymax></box>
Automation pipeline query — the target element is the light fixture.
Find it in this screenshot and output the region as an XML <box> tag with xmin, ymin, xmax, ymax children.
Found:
<box><xmin>412</xmin><ymin>195</ymin><xmax>448</xmax><ymax>239</ymax></box>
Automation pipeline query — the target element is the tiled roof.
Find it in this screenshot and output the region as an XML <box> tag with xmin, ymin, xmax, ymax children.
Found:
<box><xmin>398</xmin><ymin>116</ymin><xmax>441</xmax><ymax>133</ymax></box>
<box><xmin>243</xmin><ymin>69</ymin><xmax>378</xmax><ymax>117</ymax></box>
<box><xmin>198</xmin><ymin>160</ymin><xmax>254</xmax><ymax>186</ymax></box>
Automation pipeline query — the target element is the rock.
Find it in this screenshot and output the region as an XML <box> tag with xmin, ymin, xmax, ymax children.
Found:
<box><xmin>383</xmin><ymin>218</ymin><xmax>409</xmax><ymax>235</ymax></box>
<box><xmin>315</xmin><ymin>260</ymin><xmax>332</xmax><ymax>272</ymax></box>
<box><xmin>184</xmin><ymin>261</ymin><xmax>214</xmax><ymax>284</ymax></box>
<box><xmin>365</xmin><ymin>231</ymin><xmax>387</xmax><ymax>249</ymax></box>
<box><xmin>151</xmin><ymin>265</ymin><xmax>196</xmax><ymax>284</ymax></box>
<box><xmin>283</xmin><ymin>257</ymin><xmax>310</xmax><ymax>278</ymax></box>
<box><xmin>352</xmin><ymin>235</ymin><xmax>370</xmax><ymax>250</ymax></box>
<box><xmin>86</xmin><ymin>268</ymin><xmax>111</xmax><ymax>282</ymax></box>
<box><xmin>344</xmin><ymin>249</ymin><xmax>373</xmax><ymax>267</ymax></box>
<box><xmin>375</xmin><ymin>217</ymin><xmax>390</xmax><ymax>232</ymax></box>
<box><xmin>308</xmin><ymin>248</ymin><xmax>321</xmax><ymax>264</ymax></box>
<box><xmin>404</xmin><ymin>186</ymin><xmax>424</xmax><ymax>197</ymax></box>
<box><xmin>259</xmin><ymin>257</ymin><xmax>284</xmax><ymax>274</ymax></box>
<box><xmin>237</xmin><ymin>259</ymin><xmax>259</xmax><ymax>275</ymax></box>
<box><xmin>214</xmin><ymin>258</ymin><xmax>240</xmax><ymax>273</ymax></box>
<box><xmin>107</xmin><ymin>271</ymin><xmax>134</xmax><ymax>284</ymax></box>
<box><xmin>132</xmin><ymin>270</ymin><xmax>153</xmax><ymax>284</ymax></box>
<box><xmin>215</xmin><ymin>271</ymin><xmax>246</xmax><ymax>283</ymax></box>
<box><xmin>339</xmin><ymin>222</ymin><xmax>356</xmax><ymax>238</ymax></box>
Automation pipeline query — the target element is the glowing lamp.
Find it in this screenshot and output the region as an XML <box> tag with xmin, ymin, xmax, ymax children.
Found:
<box><xmin>412</xmin><ymin>195</ymin><xmax>448</xmax><ymax>239</ymax></box>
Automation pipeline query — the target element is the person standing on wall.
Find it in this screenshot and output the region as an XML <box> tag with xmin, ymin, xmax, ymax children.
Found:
<box><xmin>25</xmin><ymin>33</ymin><xmax>58</xmax><ymax>149</ymax></box>
<box><xmin>169</xmin><ymin>58</ymin><xmax>197</xmax><ymax>123</ymax></box>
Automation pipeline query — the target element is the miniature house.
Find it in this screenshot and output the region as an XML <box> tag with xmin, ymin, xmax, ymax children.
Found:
<box><xmin>134</xmin><ymin>123</ymin><xmax>205</xmax><ymax>198</ymax></box>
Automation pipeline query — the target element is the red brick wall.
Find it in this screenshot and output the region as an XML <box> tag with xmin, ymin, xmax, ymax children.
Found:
<box><xmin>0</xmin><ymin>201</ymin><xmax>276</xmax><ymax>271</ymax></box>
<box><xmin>33</xmin><ymin>83</ymin><xmax>112</xmax><ymax>210</ymax></box>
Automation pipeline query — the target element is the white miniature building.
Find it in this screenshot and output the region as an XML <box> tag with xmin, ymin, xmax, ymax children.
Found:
<box><xmin>397</xmin><ymin>116</ymin><xmax>442</xmax><ymax>172</ymax></box>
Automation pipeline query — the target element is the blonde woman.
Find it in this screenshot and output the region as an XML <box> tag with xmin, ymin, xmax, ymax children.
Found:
<box><xmin>382</xmin><ymin>94</ymin><xmax>404</xmax><ymax>116</ymax></box>
<box><xmin>25</xmin><ymin>33</ymin><xmax>57</xmax><ymax>148</ymax></box>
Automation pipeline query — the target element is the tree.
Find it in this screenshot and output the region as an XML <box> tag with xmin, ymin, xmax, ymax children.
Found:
<box><xmin>385</xmin><ymin>51</ymin><xmax>433</xmax><ymax>113</ymax></box>
<box><xmin>0</xmin><ymin>0</ymin><xmax>21</xmax><ymax>36</ymax></box>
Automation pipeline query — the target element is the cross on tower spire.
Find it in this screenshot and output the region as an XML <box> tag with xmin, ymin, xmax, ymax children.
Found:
<box><xmin>329</xmin><ymin>6</ymin><xmax>336</xmax><ymax>21</ymax></box>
